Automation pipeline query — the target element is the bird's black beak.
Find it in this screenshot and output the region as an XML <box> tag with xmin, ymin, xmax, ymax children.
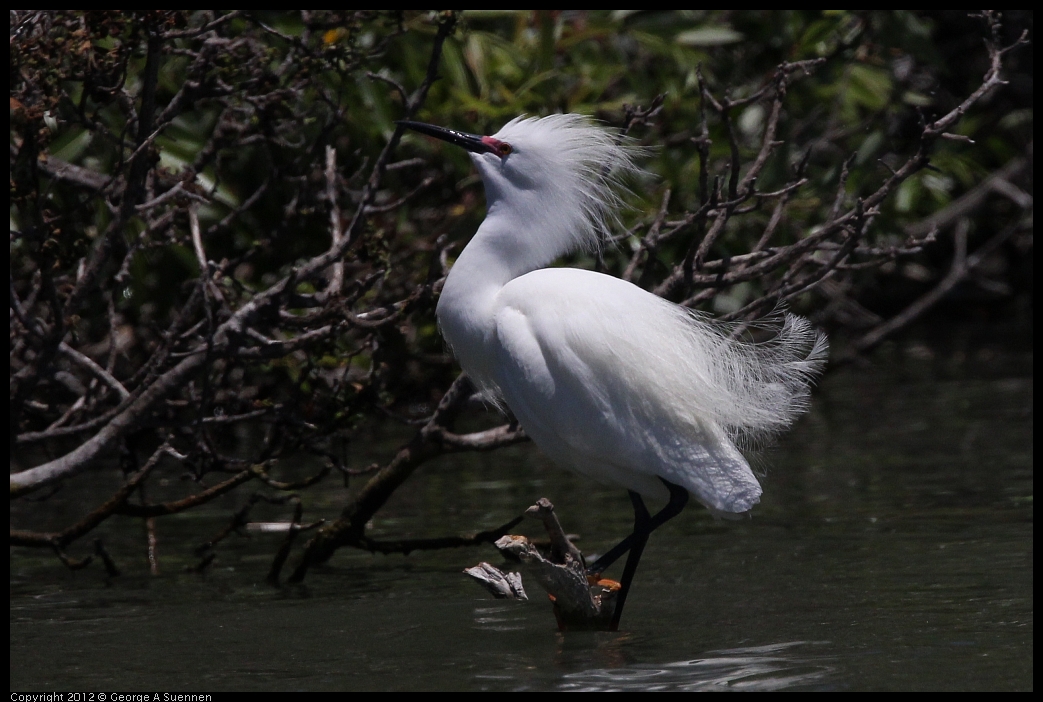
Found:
<box><xmin>397</xmin><ymin>120</ymin><xmax>497</xmax><ymax>155</ymax></box>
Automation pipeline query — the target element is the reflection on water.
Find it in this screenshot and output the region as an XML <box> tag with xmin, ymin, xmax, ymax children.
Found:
<box><xmin>558</xmin><ymin>641</ymin><xmax>835</xmax><ymax>691</ymax></box>
<box><xmin>9</xmin><ymin>324</ymin><xmax>1033</xmax><ymax>690</ymax></box>
<box><xmin>473</xmin><ymin>604</ymin><xmax>533</xmax><ymax>632</ymax></box>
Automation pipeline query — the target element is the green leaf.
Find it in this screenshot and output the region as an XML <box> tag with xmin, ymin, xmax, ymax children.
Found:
<box><xmin>675</xmin><ymin>26</ymin><xmax>743</xmax><ymax>46</ymax></box>
<box><xmin>846</xmin><ymin>65</ymin><xmax>892</xmax><ymax>112</ymax></box>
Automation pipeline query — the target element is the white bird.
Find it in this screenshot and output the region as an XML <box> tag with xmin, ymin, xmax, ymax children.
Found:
<box><xmin>400</xmin><ymin>114</ymin><xmax>827</xmax><ymax>628</ymax></box>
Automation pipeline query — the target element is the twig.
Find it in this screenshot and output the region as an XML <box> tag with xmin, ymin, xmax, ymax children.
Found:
<box><xmin>11</xmin><ymin>440</ymin><xmax>172</xmax><ymax>549</ymax></box>
<box><xmin>846</xmin><ymin>219</ymin><xmax>1020</xmax><ymax>355</ymax></box>
<box><xmin>325</xmin><ymin>145</ymin><xmax>345</xmax><ymax>294</ymax></box>
<box><xmin>58</xmin><ymin>342</ymin><xmax>130</xmax><ymax>400</ymax></box>
<box><xmin>356</xmin><ymin>515</ymin><xmax>525</xmax><ymax>556</ymax></box>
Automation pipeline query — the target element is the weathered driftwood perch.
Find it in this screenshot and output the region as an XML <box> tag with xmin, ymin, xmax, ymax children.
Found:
<box><xmin>463</xmin><ymin>562</ymin><xmax>527</xmax><ymax>600</ymax></box>
<box><xmin>464</xmin><ymin>498</ymin><xmax>620</xmax><ymax>630</ymax></box>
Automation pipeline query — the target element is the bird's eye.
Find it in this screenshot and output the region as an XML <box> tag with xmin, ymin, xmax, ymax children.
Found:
<box><xmin>498</xmin><ymin>142</ymin><xmax>513</xmax><ymax>156</ymax></box>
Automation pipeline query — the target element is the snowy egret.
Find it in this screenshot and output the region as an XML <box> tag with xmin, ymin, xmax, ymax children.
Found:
<box><xmin>400</xmin><ymin>114</ymin><xmax>827</xmax><ymax>629</ymax></box>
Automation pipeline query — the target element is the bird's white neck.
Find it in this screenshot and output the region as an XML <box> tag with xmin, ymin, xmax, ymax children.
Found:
<box><xmin>437</xmin><ymin>209</ymin><xmax>549</xmax><ymax>388</ymax></box>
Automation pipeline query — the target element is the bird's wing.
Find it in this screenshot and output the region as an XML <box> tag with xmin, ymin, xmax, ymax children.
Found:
<box><xmin>491</xmin><ymin>269</ymin><xmax>761</xmax><ymax>513</ymax></box>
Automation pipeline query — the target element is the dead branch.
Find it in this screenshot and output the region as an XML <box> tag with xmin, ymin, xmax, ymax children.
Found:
<box><xmin>846</xmin><ymin>218</ymin><xmax>1024</xmax><ymax>356</ymax></box>
<box><xmin>9</xmin><ymin>12</ymin><xmax>1028</xmax><ymax>586</ymax></box>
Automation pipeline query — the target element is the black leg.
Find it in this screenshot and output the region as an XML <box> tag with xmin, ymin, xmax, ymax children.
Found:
<box><xmin>609</xmin><ymin>491</ymin><xmax>652</xmax><ymax>631</ymax></box>
<box><xmin>587</xmin><ymin>479</ymin><xmax>689</xmax><ymax>576</ymax></box>
<box><xmin>586</xmin><ymin>479</ymin><xmax>690</xmax><ymax>630</ymax></box>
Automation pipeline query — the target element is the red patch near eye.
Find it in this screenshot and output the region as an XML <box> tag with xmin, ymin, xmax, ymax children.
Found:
<box><xmin>481</xmin><ymin>136</ymin><xmax>512</xmax><ymax>157</ymax></box>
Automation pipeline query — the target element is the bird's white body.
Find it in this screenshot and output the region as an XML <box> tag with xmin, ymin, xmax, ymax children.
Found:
<box><xmin>434</xmin><ymin>114</ymin><xmax>826</xmax><ymax>513</ymax></box>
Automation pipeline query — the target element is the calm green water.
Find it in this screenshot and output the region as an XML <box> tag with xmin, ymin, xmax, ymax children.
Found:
<box><xmin>10</xmin><ymin>325</ymin><xmax>1033</xmax><ymax>690</ymax></box>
